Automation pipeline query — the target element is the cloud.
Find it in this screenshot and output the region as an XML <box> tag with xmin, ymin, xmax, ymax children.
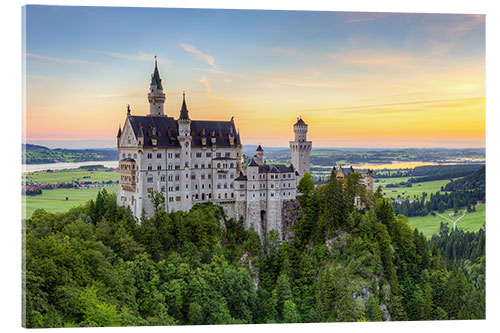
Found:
<box><xmin>97</xmin><ymin>51</ymin><xmax>165</xmax><ymax>63</ymax></box>
<box><xmin>25</xmin><ymin>53</ymin><xmax>96</xmax><ymax>65</ymax></box>
<box><xmin>343</xmin><ymin>12</ymin><xmax>387</xmax><ymax>24</ymax></box>
<box><xmin>180</xmin><ymin>43</ymin><xmax>216</xmax><ymax>68</ymax></box>
<box><xmin>199</xmin><ymin>76</ymin><xmax>229</xmax><ymax>104</ymax></box>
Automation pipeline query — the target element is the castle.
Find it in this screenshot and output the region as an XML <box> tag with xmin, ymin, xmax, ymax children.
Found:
<box><xmin>117</xmin><ymin>60</ymin><xmax>373</xmax><ymax>240</ymax></box>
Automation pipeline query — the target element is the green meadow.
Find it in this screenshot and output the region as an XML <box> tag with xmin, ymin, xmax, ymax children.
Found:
<box><xmin>376</xmin><ymin>176</ymin><xmax>451</xmax><ymax>200</ymax></box>
<box><xmin>25</xmin><ymin>167</ymin><xmax>119</xmax><ymax>184</ymax></box>
<box><xmin>23</xmin><ymin>184</ymin><xmax>119</xmax><ymax>218</ymax></box>
<box><xmin>407</xmin><ymin>204</ymin><xmax>486</xmax><ymax>238</ymax></box>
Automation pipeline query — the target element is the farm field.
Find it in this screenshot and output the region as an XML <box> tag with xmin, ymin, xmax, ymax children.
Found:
<box><xmin>408</xmin><ymin>204</ymin><xmax>486</xmax><ymax>237</ymax></box>
<box><xmin>376</xmin><ymin>176</ymin><xmax>451</xmax><ymax>200</ymax></box>
<box><xmin>23</xmin><ymin>184</ymin><xmax>119</xmax><ymax>218</ymax></box>
<box><xmin>25</xmin><ymin>167</ymin><xmax>119</xmax><ymax>184</ymax></box>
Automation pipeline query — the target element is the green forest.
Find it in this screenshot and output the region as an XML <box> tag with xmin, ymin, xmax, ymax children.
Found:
<box><xmin>23</xmin><ymin>170</ymin><xmax>485</xmax><ymax>327</ymax></box>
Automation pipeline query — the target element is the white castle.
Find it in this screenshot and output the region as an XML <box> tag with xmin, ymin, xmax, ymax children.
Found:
<box><xmin>116</xmin><ymin>60</ymin><xmax>313</xmax><ymax>239</ymax></box>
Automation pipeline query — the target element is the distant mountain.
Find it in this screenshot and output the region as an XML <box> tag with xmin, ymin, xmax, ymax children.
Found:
<box><xmin>22</xmin><ymin>144</ymin><xmax>119</xmax><ymax>164</ymax></box>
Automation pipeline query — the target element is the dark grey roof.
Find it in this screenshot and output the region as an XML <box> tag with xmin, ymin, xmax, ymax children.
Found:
<box><xmin>213</xmin><ymin>156</ymin><xmax>236</xmax><ymax>160</ymax></box>
<box><xmin>235</xmin><ymin>172</ymin><xmax>247</xmax><ymax>181</ymax></box>
<box><xmin>294</xmin><ymin>117</ymin><xmax>307</xmax><ymax>126</ymax></box>
<box><xmin>190</xmin><ymin>120</ymin><xmax>238</xmax><ymax>148</ymax></box>
<box><xmin>256</xmin><ymin>145</ymin><xmax>264</xmax><ymax>152</ymax></box>
<box><xmin>120</xmin><ymin>158</ymin><xmax>135</xmax><ymax>162</ymax></box>
<box><xmin>179</xmin><ymin>92</ymin><xmax>190</xmax><ymax>120</ymax></box>
<box><xmin>247</xmin><ymin>158</ymin><xmax>258</xmax><ymax>167</ymax></box>
<box><xmin>258</xmin><ymin>164</ymin><xmax>294</xmax><ymax>174</ymax></box>
<box><xmin>151</xmin><ymin>60</ymin><xmax>163</xmax><ymax>90</ymax></box>
<box><xmin>127</xmin><ymin>116</ymin><xmax>238</xmax><ymax>148</ymax></box>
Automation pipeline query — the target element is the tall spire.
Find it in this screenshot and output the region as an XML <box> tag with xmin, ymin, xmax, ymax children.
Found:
<box><xmin>179</xmin><ymin>91</ymin><xmax>190</xmax><ymax>121</ymax></box>
<box><xmin>150</xmin><ymin>56</ymin><xmax>163</xmax><ymax>90</ymax></box>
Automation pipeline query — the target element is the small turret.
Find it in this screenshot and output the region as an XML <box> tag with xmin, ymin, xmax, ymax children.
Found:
<box><xmin>179</xmin><ymin>91</ymin><xmax>190</xmax><ymax>121</ymax></box>
<box><xmin>148</xmin><ymin>57</ymin><xmax>166</xmax><ymax>116</ymax></box>
<box><xmin>255</xmin><ymin>145</ymin><xmax>264</xmax><ymax>165</ymax></box>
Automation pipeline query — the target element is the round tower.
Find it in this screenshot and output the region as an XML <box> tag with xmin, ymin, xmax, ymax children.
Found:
<box><xmin>289</xmin><ymin>117</ymin><xmax>312</xmax><ymax>180</ymax></box>
<box><xmin>148</xmin><ymin>57</ymin><xmax>166</xmax><ymax>116</ymax></box>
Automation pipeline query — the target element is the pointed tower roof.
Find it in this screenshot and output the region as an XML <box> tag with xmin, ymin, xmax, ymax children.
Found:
<box><xmin>117</xmin><ymin>125</ymin><xmax>122</xmax><ymax>138</ymax></box>
<box><xmin>256</xmin><ymin>144</ymin><xmax>264</xmax><ymax>152</ymax></box>
<box><xmin>294</xmin><ymin>116</ymin><xmax>307</xmax><ymax>126</ymax></box>
<box><xmin>150</xmin><ymin>57</ymin><xmax>163</xmax><ymax>90</ymax></box>
<box><xmin>179</xmin><ymin>91</ymin><xmax>190</xmax><ymax>121</ymax></box>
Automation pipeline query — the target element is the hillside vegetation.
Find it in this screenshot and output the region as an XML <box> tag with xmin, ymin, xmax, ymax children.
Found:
<box><xmin>23</xmin><ymin>144</ymin><xmax>118</xmax><ymax>164</ymax></box>
<box><xmin>23</xmin><ymin>170</ymin><xmax>485</xmax><ymax>327</ymax></box>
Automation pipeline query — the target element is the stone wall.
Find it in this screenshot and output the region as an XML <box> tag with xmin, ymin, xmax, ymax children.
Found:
<box><xmin>282</xmin><ymin>199</ymin><xmax>301</xmax><ymax>243</ymax></box>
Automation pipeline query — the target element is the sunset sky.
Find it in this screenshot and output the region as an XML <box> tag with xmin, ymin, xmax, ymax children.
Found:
<box><xmin>23</xmin><ymin>6</ymin><xmax>485</xmax><ymax>149</ymax></box>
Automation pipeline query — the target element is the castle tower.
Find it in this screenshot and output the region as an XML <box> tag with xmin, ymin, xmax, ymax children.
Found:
<box><xmin>364</xmin><ymin>169</ymin><xmax>374</xmax><ymax>192</ymax></box>
<box><xmin>255</xmin><ymin>145</ymin><xmax>264</xmax><ymax>165</ymax></box>
<box><xmin>289</xmin><ymin>117</ymin><xmax>312</xmax><ymax>180</ymax></box>
<box><xmin>177</xmin><ymin>92</ymin><xmax>192</xmax><ymax>211</ymax></box>
<box><xmin>148</xmin><ymin>57</ymin><xmax>166</xmax><ymax>116</ymax></box>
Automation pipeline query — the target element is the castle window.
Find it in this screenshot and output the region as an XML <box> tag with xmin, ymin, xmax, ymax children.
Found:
<box><xmin>195</xmin><ymin>194</ymin><xmax>199</xmax><ymax>199</ymax></box>
<box><xmin>169</xmin><ymin>197</ymin><xmax>174</xmax><ymax>202</ymax></box>
<box><xmin>157</xmin><ymin>153</ymin><xmax>161</xmax><ymax>158</ymax></box>
<box><xmin>168</xmin><ymin>153</ymin><xmax>173</xmax><ymax>158</ymax></box>
<box><xmin>147</xmin><ymin>188</ymin><xmax>153</xmax><ymax>193</ymax></box>
<box><xmin>147</xmin><ymin>153</ymin><xmax>152</xmax><ymax>159</ymax></box>
<box><xmin>195</xmin><ymin>185</ymin><xmax>198</xmax><ymax>189</ymax></box>
<box><xmin>224</xmin><ymin>183</ymin><xmax>228</xmax><ymax>189</ymax></box>
<box><xmin>169</xmin><ymin>186</ymin><xmax>173</xmax><ymax>191</ymax></box>
<box><xmin>157</xmin><ymin>165</ymin><xmax>161</xmax><ymax>170</ymax></box>
<box><xmin>208</xmin><ymin>174</ymin><xmax>212</xmax><ymax>179</ymax></box>
<box><xmin>191</xmin><ymin>174</ymin><xmax>196</xmax><ymax>180</ymax></box>
<box><xmin>217</xmin><ymin>163</ymin><xmax>221</xmax><ymax>168</ymax></box>
<box><xmin>194</xmin><ymin>164</ymin><xmax>198</xmax><ymax>169</ymax></box>
<box><xmin>225</xmin><ymin>152</ymin><xmax>231</xmax><ymax>157</ymax></box>
<box><xmin>201</xmin><ymin>174</ymin><xmax>205</xmax><ymax>180</ymax></box>
<box><xmin>161</xmin><ymin>186</ymin><xmax>165</xmax><ymax>192</ymax></box>
<box><xmin>202</xmin><ymin>184</ymin><xmax>205</xmax><ymax>189</ymax></box>
<box><xmin>209</xmin><ymin>193</ymin><xmax>212</xmax><ymax>198</ymax></box>
<box><xmin>175</xmin><ymin>153</ymin><xmax>180</xmax><ymax>158</ymax></box>
<box><xmin>240</xmin><ymin>184</ymin><xmax>244</xmax><ymax>189</ymax></box>
<box><xmin>240</xmin><ymin>193</ymin><xmax>244</xmax><ymax>197</ymax></box>
<box><xmin>271</xmin><ymin>193</ymin><xmax>274</xmax><ymax>197</ymax></box>
<box><xmin>175</xmin><ymin>175</ymin><xmax>180</xmax><ymax>181</ymax></box>
<box><xmin>168</xmin><ymin>175</ymin><xmax>173</xmax><ymax>181</ymax></box>
<box><xmin>216</xmin><ymin>152</ymin><xmax>221</xmax><ymax>157</ymax></box>
<box><xmin>176</xmin><ymin>196</ymin><xmax>181</xmax><ymax>201</ymax></box>
<box><xmin>147</xmin><ymin>176</ymin><xmax>153</xmax><ymax>183</ymax></box>
<box><xmin>225</xmin><ymin>193</ymin><xmax>228</xmax><ymax>199</ymax></box>
<box><xmin>218</xmin><ymin>194</ymin><xmax>221</xmax><ymax>199</ymax></box>
<box><xmin>201</xmin><ymin>164</ymin><xmax>205</xmax><ymax>169</ymax></box>
<box><xmin>161</xmin><ymin>175</ymin><xmax>166</xmax><ymax>182</ymax></box>
<box><xmin>148</xmin><ymin>165</ymin><xmax>152</xmax><ymax>171</ymax></box>
<box><xmin>206</xmin><ymin>152</ymin><xmax>212</xmax><ymax>158</ymax></box>
<box><xmin>217</xmin><ymin>183</ymin><xmax>221</xmax><ymax>189</ymax></box>
<box><xmin>230</xmin><ymin>163</ymin><xmax>234</xmax><ymax>168</ymax></box>
<box><xmin>230</xmin><ymin>183</ymin><xmax>233</xmax><ymax>188</ymax></box>
<box><xmin>196</xmin><ymin>152</ymin><xmax>202</xmax><ymax>158</ymax></box>
<box><xmin>175</xmin><ymin>186</ymin><xmax>180</xmax><ymax>191</ymax></box>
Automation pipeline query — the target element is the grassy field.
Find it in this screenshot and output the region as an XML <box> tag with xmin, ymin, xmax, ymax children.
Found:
<box><xmin>408</xmin><ymin>204</ymin><xmax>486</xmax><ymax>238</ymax></box>
<box><xmin>25</xmin><ymin>168</ymin><xmax>119</xmax><ymax>184</ymax></box>
<box><xmin>376</xmin><ymin>177</ymin><xmax>451</xmax><ymax>200</ymax></box>
<box><xmin>23</xmin><ymin>184</ymin><xmax>119</xmax><ymax>218</ymax></box>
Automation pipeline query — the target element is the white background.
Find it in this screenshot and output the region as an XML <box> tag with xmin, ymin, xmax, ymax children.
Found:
<box><xmin>1</xmin><ymin>0</ymin><xmax>498</xmax><ymax>332</ymax></box>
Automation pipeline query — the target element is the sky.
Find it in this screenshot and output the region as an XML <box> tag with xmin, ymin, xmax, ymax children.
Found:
<box><xmin>23</xmin><ymin>6</ymin><xmax>485</xmax><ymax>149</ymax></box>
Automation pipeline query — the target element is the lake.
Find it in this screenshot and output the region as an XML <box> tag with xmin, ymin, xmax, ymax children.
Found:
<box><xmin>23</xmin><ymin>160</ymin><xmax>119</xmax><ymax>173</ymax></box>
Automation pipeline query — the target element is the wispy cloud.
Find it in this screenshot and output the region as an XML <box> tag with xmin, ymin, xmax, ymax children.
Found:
<box><xmin>181</xmin><ymin>43</ymin><xmax>216</xmax><ymax>68</ymax></box>
<box><xmin>199</xmin><ymin>76</ymin><xmax>228</xmax><ymax>104</ymax></box>
<box><xmin>96</xmin><ymin>50</ymin><xmax>165</xmax><ymax>64</ymax></box>
<box><xmin>343</xmin><ymin>13</ymin><xmax>387</xmax><ymax>24</ymax></box>
<box><xmin>25</xmin><ymin>52</ymin><xmax>96</xmax><ymax>65</ymax></box>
